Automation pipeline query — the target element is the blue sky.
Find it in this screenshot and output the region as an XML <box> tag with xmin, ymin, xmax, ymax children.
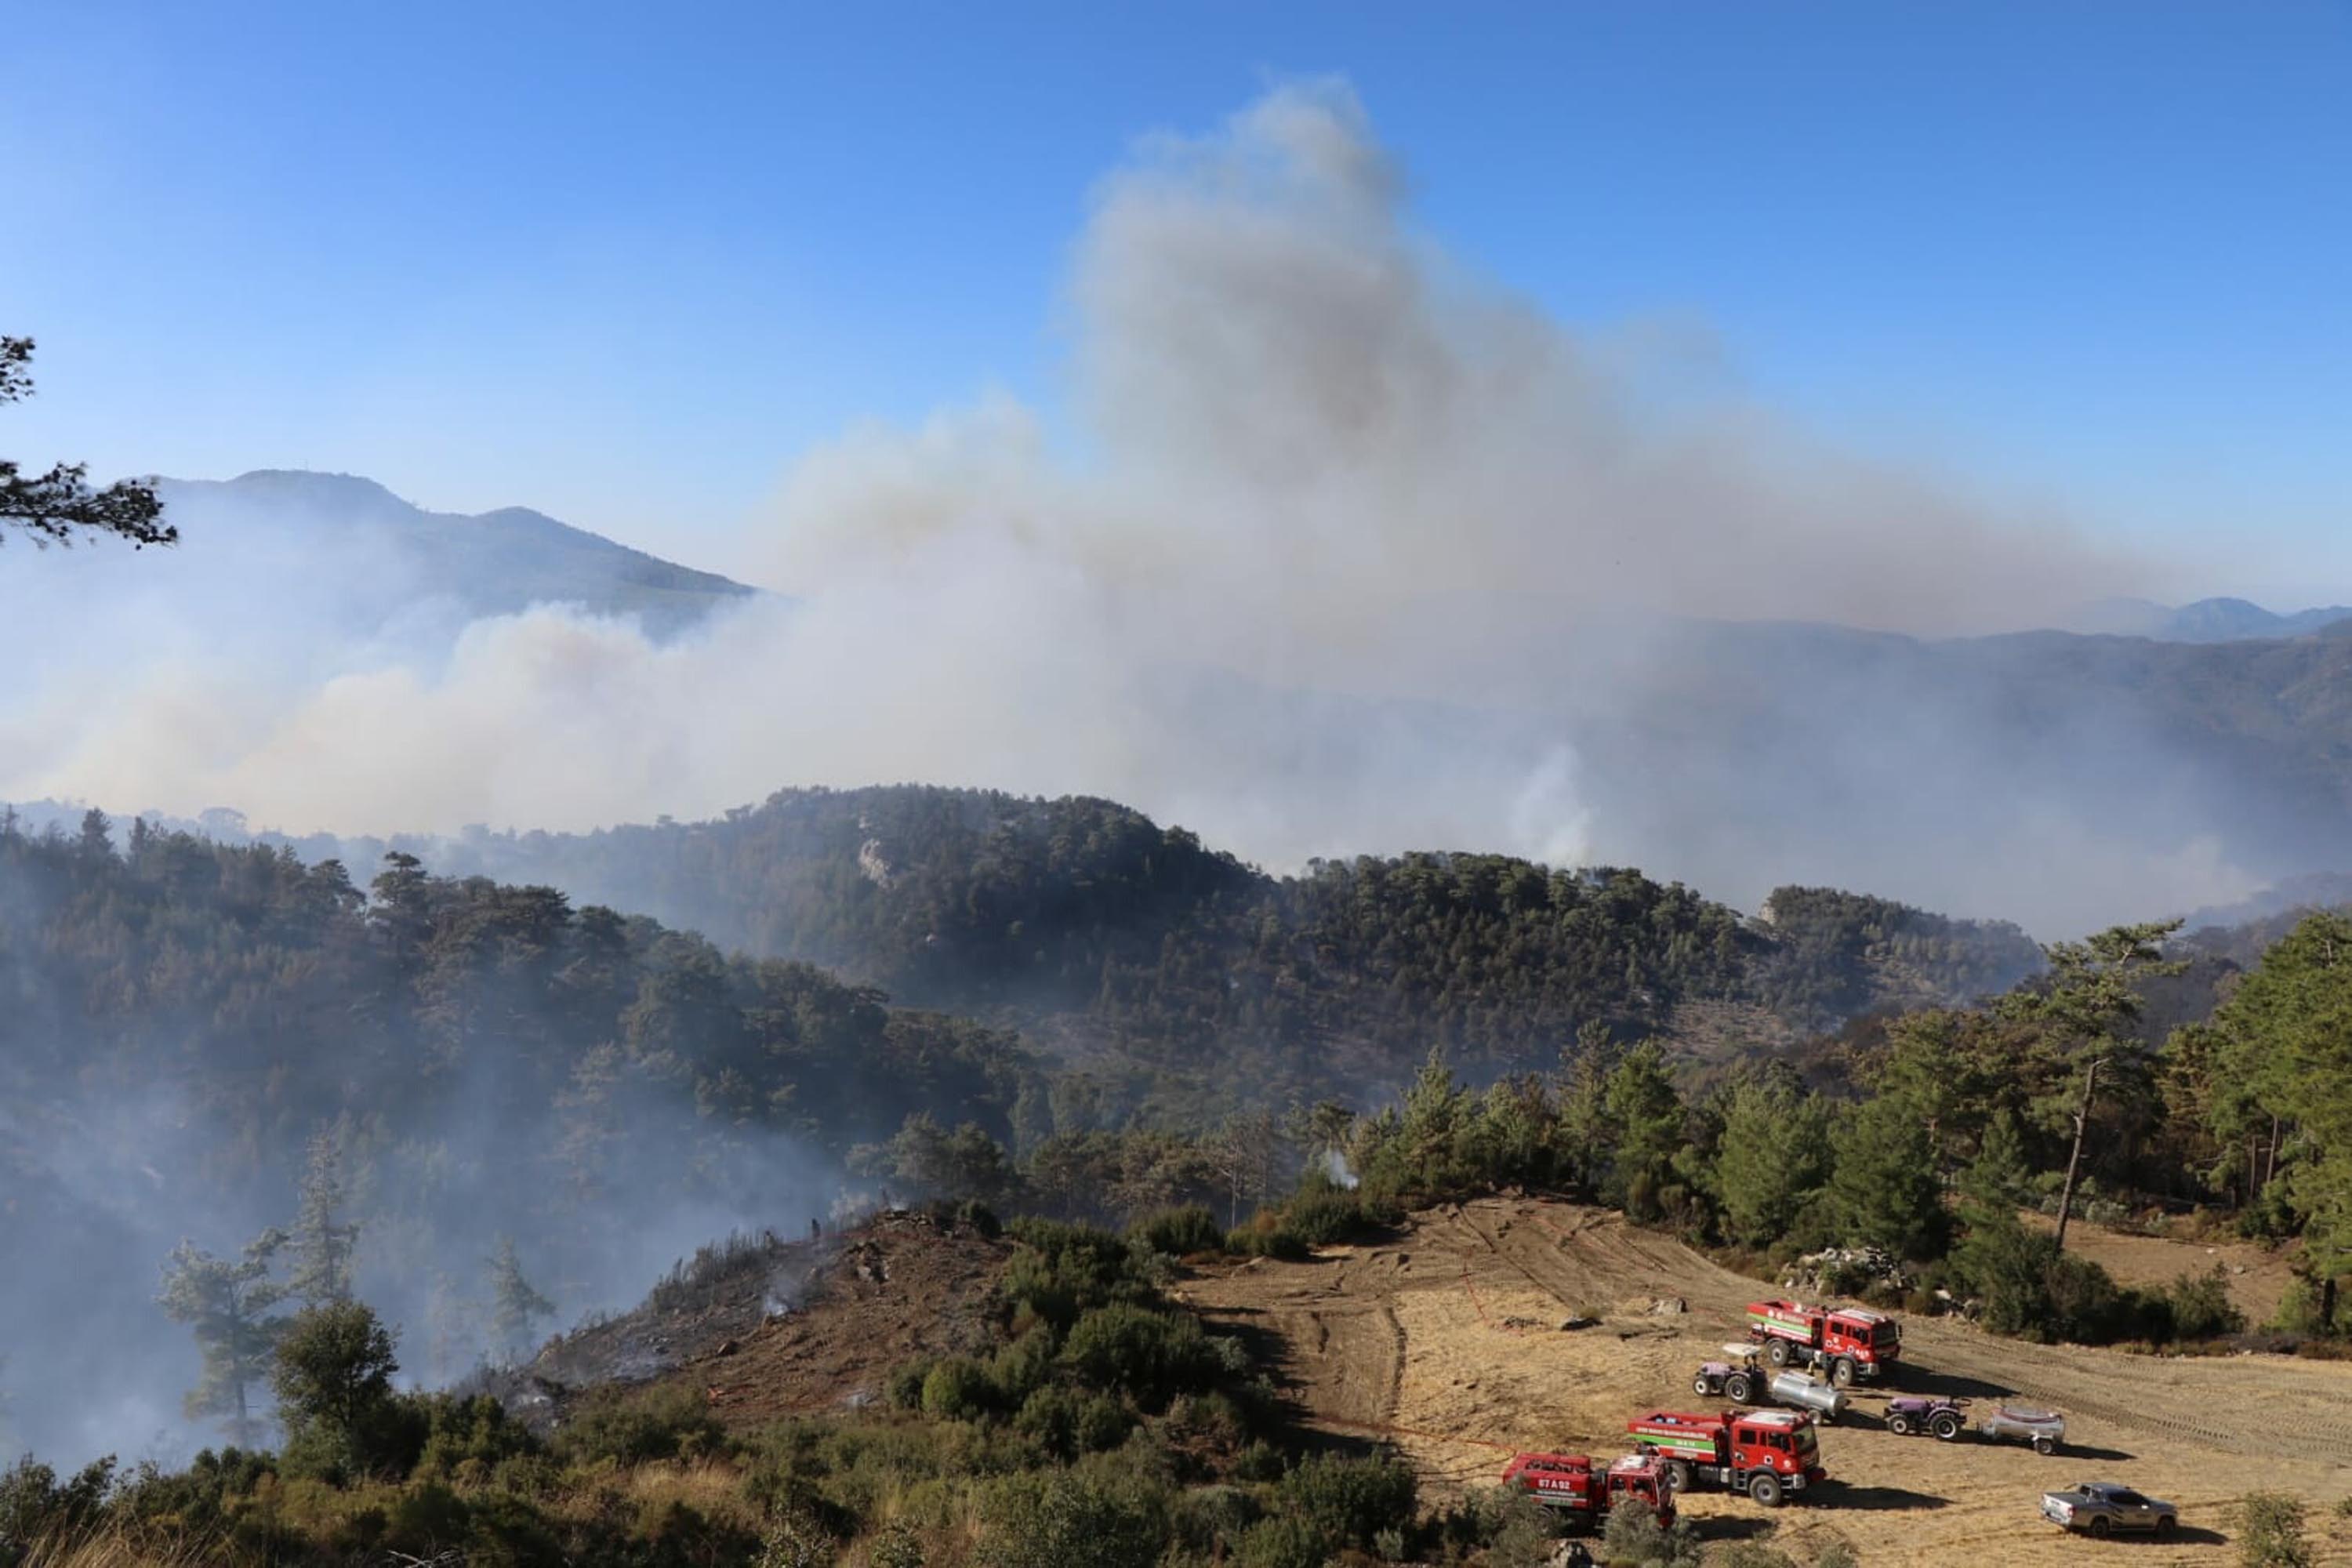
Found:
<box><xmin>5</xmin><ymin>1</ymin><xmax>2347</xmax><ymax>601</ymax></box>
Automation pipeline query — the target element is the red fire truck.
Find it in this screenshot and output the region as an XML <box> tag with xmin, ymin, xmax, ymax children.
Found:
<box><xmin>1625</xmin><ymin>1408</ymin><xmax>1827</xmax><ymax>1507</ymax></box>
<box><xmin>1744</xmin><ymin>1298</ymin><xmax>1900</xmax><ymax>1385</ymax></box>
<box><xmin>1499</xmin><ymin>1452</ymin><xmax>1675</xmax><ymax>1532</ymax></box>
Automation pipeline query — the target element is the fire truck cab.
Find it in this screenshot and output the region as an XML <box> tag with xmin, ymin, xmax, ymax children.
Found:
<box><xmin>1625</xmin><ymin>1407</ymin><xmax>1827</xmax><ymax>1508</ymax></box>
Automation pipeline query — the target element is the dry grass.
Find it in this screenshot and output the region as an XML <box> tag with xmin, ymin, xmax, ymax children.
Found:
<box><xmin>20</xmin><ymin>1530</ymin><xmax>220</xmax><ymax>1568</ymax></box>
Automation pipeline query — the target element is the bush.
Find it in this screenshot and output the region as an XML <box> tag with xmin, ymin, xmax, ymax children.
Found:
<box><xmin>975</xmin><ymin>1466</ymin><xmax>1169</xmax><ymax>1568</ymax></box>
<box><xmin>1600</xmin><ymin>1497</ymin><xmax>1703</xmax><ymax>1567</ymax></box>
<box><xmin>1280</xmin><ymin>1170</ymin><xmax>1384</xmax><ymax>1246</ymax></box>
<box><xmin>1168</xmin><ymin>1484</ymin><xmax>1260</xmax><ymax>1557</ymax></box>
<box><xmin>2168</xmin><ymin>1265</ymin><xmax>2248</xmax><ymax>1341</ymax></box>
<box><xmin>921</xmin><ymin>1358</ymin><xmax>996</xmax><ymax>1421</ymax></box>
<box><xmin>1131</xmin><ymin>1207</ymin><xmax>1226</xmax><ymax>1258</ymax></box>
<box><xmin>0</xmin><ymin>1455</ymin><xmax>116</xmax><ymax>1560</ymax></box>
<box><xmin>1059</xmin><ymin>1305</ymin><xmax>1221</xmax><ymax>1410</ymax></box>
<box><xmin>1276</xmin><ymin>1450</ymin><xmax>1415</xmax><ymax>1552</ymax></box>
<box><xmin>1236</xmin><ymin>1513</ymin><xmax>1327</xmax><ymax>1568</ymax></box>
<box><xmin>1225</xmin><ymin>1225</ymin><xmax>1309</xmax><ymax>1261</ymax></box>
<box><xmin>552</xmin><ymin>1382</ymin><xmax>726</xmax><ymax>1467</ymax></box>
<box><xmin>2230</xmin><ymin>1491</ymin><xmax>2312</xmax><ymax>1567</ymax></box>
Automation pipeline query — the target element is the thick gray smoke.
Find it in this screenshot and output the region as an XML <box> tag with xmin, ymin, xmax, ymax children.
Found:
<box><xmin>2</xmin><ymin>81</ymin><xmax>2263</xmax><ymax>937</ymax></box>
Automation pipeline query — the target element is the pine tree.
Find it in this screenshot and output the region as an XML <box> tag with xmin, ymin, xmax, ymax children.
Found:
<box><xmin>288</xmin><ymin>1119</ymin><xmax>361</xmax><ymax>1308</ymax></box>
<box><xmin>1825</xmin><ymin>1096</ymin><xmax>1945</xmax><ymax>1259</ymax></box>
<box><xmin>157</xmin><ymin>1229</ymin><xmax>289</xmax><ymax>1445</ymax></box>
<box><xmin>486</xmin><ymin>1238</ymin><xmax>556</xmax><ymax>1363</ymax></box>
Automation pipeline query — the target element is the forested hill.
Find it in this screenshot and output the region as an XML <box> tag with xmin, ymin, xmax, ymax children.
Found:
<box><xmin>368</xmin><ymin>785</ymin><xmax>2046</xmax><ymax>1080</ymax></box>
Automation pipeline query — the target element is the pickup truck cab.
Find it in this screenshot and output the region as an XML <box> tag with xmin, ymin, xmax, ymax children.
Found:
<box><xmin>2042</xmin><ymin>1481</ymin><xmax>2179</xmax><ymax>1537</ymax></box>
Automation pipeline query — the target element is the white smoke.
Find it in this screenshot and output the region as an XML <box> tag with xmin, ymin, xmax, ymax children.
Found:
<box><xmin>3</xmin><ymin>80</ymin><xmax>2248</xmax><ymax>931</ymax></box>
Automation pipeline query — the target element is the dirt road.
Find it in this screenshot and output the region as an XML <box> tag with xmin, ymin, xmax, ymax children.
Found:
<box><xmin>1183</xmin><ymin>1197</ymin><xmax>2352</xmax><ymax>1564</ymax></box>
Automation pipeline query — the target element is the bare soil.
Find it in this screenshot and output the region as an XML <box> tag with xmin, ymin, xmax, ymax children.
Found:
<box><xmin>484</xmin><ymin>1210</ymin><xmax>1010</xmax><ymax>1432</ymax></box>
<box><xmin>1183</xmin><ymin>1196</ymin><xmax>2352</xmax><ymax>1565</ymax></box>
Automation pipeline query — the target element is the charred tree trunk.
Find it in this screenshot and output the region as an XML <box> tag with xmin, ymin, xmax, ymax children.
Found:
<box><xmin>2054</xmin><ymin>1057</ymin><xmax>2102</xmax><ymax>1251</ymax></box>
<box><xmin>2263</xmin><ymin>1114</ymin><xmax>2282</xmax><ymax>1189</ymax></box>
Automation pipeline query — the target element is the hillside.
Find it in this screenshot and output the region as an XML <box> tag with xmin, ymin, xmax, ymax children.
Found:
<box><xmin>156</xmin><ymin>470</ymin><xmax>757</xmax><ymax>635</ymax></box>
<box><xmin>344</xmin><ymin>786</ymin><xmax>2046</xmax><ymax>1089</ymax></box>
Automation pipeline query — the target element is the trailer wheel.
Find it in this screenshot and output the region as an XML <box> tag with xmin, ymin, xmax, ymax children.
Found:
<box><xmin>1830</xmin><ymin>1356</ymin><xmax>1857</xmax><ymax>1388</ymax></box>
<box><xmin>1726</xmin><ymin>1372</ymin><xmax>1753</xmax><ymax>1403</ymax></box>
<box><xmin>1887</xmin><ymin>1412</ymin><xmax>1912</xmax><ymax>1436</ymax></box>
<box><xmin>1748</xmin><ymin>1472</ymin><xmax>1784</xmax><ymax>1508</ymax></box>
<box><xmin>1765</xmin><ymin>1338</ymin><xmax>1792</xmax><ymax>1368</ymax></box>
<box><xmin>1931</xmin><ymin>1412</ymin><xmax>1962</xmax><ymax>1441</ymax></box>
<box><xmin>2032</xmin><ymin>1436</ymin><xmax>2056</xmax><ymax>1457</ymax></box>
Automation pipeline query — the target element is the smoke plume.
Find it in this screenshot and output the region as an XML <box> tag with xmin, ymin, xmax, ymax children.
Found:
<box><xmin>4</xmin><ymin>81</ymin><xmax>2263</xmax><ymax>935</ymax></box>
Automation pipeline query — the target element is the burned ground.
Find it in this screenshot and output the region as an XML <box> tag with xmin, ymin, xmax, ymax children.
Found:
<box><xmin>479</xmin><ymin>1210</ymin><xmax>1011</xmax><ymax>1433</ymax></box>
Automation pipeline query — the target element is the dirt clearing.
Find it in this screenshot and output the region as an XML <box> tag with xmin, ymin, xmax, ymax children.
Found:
<box><xmin>1184</xmin><ymin>1197</ymin><xmax>2352</xmax><ymax>1565</ymax></box>
<box><xmin>2019</xmin><ymin>1210</ymin><xmax>2299</xmax><ymax>1327</ymax></box>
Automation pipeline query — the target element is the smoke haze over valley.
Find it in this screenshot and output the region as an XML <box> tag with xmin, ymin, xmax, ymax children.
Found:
<box><xmin>13</xmin><ymin>83</ymin><xmax>2328</xmax><ymax>940</ymax></box>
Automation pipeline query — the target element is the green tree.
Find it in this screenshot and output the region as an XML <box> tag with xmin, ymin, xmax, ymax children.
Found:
<box><xmin>2197</xmin><ymin>912</ymin><xmax>2352</xmax><ymax>1323</ymax></box>
<box><xmin>1712</xmin><ymin>1076</ymin><xmax>1831</xmax><ymax>1247</ymax></box>
<box><xmin>2000</xmin><ymin>920</ymin><xmax>2184</xmax><ymax>1247</ymax></box>
<box><xmin>1602</xmin><ymin>1041</ymin><xmax>1685</xmax><ymax>1221</ymax></box>
<box><xmin>1824</xmin><ymin>1095</ymin><xmax>1945</xmax><ymax>1259</ymax></box>
<box><xmin>272</xmin><ymin>1300</ymin><xmax>400</xmax><ymax>1477</ymax></box>
<box><xmin>287</xmin><ymin>1118</ymin><xmax>361</xmax><ymax>1308</ymax></box>
<box><xmin>1960</xmin><ymin>1109</ymin><xmax>2034</xmax><ymax>1212</ymax></box>
<box><xmin>1</xmin><ymin>336</ymin><xmax>172</xmax><ymax>548</ymax></box>
<box><xmin>486</xmin><ymin>1236</ymin><xmax>557</xmax><ymax>1363</ymax></box>
<box><xmin>157</xmin><ymin>1229</ymin><xmax>289</xmax><ymax>1445</ymax></box>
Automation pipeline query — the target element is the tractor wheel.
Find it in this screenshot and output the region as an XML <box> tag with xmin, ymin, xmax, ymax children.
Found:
<box><xmin>1830</xmin><ymin>1356</ymin><xmax>1857</xmax><ymax>1388</ymax></box>
<box><xmin>1765</xmin><ymin>1338</ymin><xmax>1792</xmax><ymax>1368</ymax></box>
<box><xmin>2032</xmin><ymin>1436</ymin><xmax>2056</xmax><ymax>1457</ymax></box>
<box><xmin>1887</xmin><ymin>1412</ymin><xmax>1912</xmax><ymax>1436</ymax></box>
<box><xmin>1931</xmin><ymin>1412</ymin><xmax>1962</xmax><ymax>1441</ymax></box>
<box><xmin>2088</xmin><ymin>1516</ymin><xmax>2112</xmax><ymax>1538</ymax></box>
<box><xmin>1692</xmin><ymin>1376</ymin><xmax>1711</xmax><ymax>1396</ymax></box>
<box><xmin>1726</xmin><ymin>1372</ymin><xmax>1754</xmax><ymax>1403</ymax></box>
<box><xmin>1662</xmin><ymin>1461</ymin><xmax>1690</xmax><ymax>1497</ymax></box>
<box><xmin>1748</xmin><ymin>1472</ymin><xmax>1784</xmax><ymax>1508</ymax></box>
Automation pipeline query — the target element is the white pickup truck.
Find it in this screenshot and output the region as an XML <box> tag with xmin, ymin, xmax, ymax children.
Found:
<box><xmin>2042</xmin><ymin>1481</ymin><xmax>2180</xmax><ymax>1538</ymax></box>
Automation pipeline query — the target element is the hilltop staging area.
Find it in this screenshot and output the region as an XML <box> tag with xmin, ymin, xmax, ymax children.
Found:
<box><xmin>1181</xmin><ymin>1197</ymin><xmax>2352</xmax><ymax>1565</ymax></box>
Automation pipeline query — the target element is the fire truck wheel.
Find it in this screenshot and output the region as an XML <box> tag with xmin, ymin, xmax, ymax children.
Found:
<box><xmin>1931</xmin><ymin>1412</ymin><xmax>1962</xmax><ymax>1441</ymax></box>
<box><xmin>1748</xmin><ymin>1472</ymin><xmax>1784</xmax><ymax>1508</ymax></box>
<box><xmin>1726</xmin><ymin>1373</ymin><xmax>1753</xmax><ymax>1403</ymax></box>
<box><xmin>1765</xmin><ymin>1338</ymin><xmax>1791</xmax><ymax>1367</ymax></box>
<box><xmin>1661</xmin><ymin>1461</ymin><xmax>1690</xmax><ymax>1496</ymax></box>
<box><xmin>1886</xmin><ymin>1413</ymin><xmax>1912</xmax><ymax>1436</ymax></box>
<box><xmin>1830</xmin><ymin>1356</ymin><xmax>1857</xmax><ymax>1388</ymax></box>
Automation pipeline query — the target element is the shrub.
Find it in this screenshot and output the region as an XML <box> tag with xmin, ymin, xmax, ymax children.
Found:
<box><xmin>1131</xmin><ymin>1207</ymin><xmax>1225</xmax><ymax>1258</ymax></box>
<box><xmin>987</xmin><ymin>1327</ymin><xmax>1059</xmax><ymax>1407</ymax></box>
<box><xmin>975</xmin><ymin>1467</ymin><xmax>1168</xmax><ymax>1568</ymax></box>
<box><xmin>1280</xmin><ymin>1171</ymin><xmax>1381</xmax><ymax>1246</ymax></box>
<box><xmin>1075</xmin><ymin>1393</ymin><xmax>1134</xmax><ymax>1453</ymax></box>
<box><xmin>1059</xmin><ymin>1305</ymin><xmax>1219</xmax><ymax>1410</ymax></box>
<box><xmin>1600</xmin><ymin>1496</ymin><xmax>1703</xmax><ymax>1567</ymax></box>
<box><xmin>1276</xmin><ymin>1451</ymin><xmax>1415</xmax><ymax>1552</ymax></box>
<box><xmin>1224</xmin><ymin>1225</ymin><xmax>1309</xmax><ymax>1261</ymax></box>
<box><xmin>553</xmin><ymin>1382</ymin><xmax>726</xmax><ymax>1467</ymax></box>
<box><xmin>0</xmin><ymin>1455</ymin><xmax>116</xmax><ymax>1559</ymax></box>
<box><xmin>1014</xmin><ymin>1385</ymin><xmax>1083</xmax><ymax>1457</ymax></box>
<box><xmin>921</xmin><ymin>1358</ymin><xmax>996</xmax><ymax>1421</ymax></box>
<box><xmin>1236</xmin><ymin>1513</ymin><xmax>1327</xmax><ymax>1568</ymax></box>
<box><xmin>1169</xmin><ymin>1484</ymin><xmax>1260</xmax><ymax>1557</ymax></box>
<box><xmin>2230</xmin><ymin>1491</ymin><xmax>2312</xmax><ymax>1567</ymax></box>
<box><xmin>887</xmin><ymin>1359</ymin><xmax>934</xmax><ymax>1410</ymax></box>
<box><xmin>2168</xmin><ymin>1265</ymin><xmax>2248</xmax><ymax>1341</ymax></box>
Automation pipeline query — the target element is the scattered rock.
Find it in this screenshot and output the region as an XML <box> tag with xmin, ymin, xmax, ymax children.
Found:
<box><xmin>1558</xmin><ymin>1315</ymin><xmax>1599</xmax><ymax>1331</ymax></box>
<box><xmin>713</xmin><ymin>1338</ymin><xmax>740</xmax><ymax>1358</ymax></box>
<box><xmin>1647</xmin><ymin>1296</ymin><xmax>1687</xmax><ymax>1316</ymax></box>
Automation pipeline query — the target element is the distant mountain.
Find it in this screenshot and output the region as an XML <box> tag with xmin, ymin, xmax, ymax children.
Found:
<box><xmin>2072</xmin><ymin>595</ymin><xmax>2352</xmax><ymax>643</ymax></box>
<box><xmin>154</xmin><ymin>470</ymin><xmax>757</xmax><ymax>636</ymax></box>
